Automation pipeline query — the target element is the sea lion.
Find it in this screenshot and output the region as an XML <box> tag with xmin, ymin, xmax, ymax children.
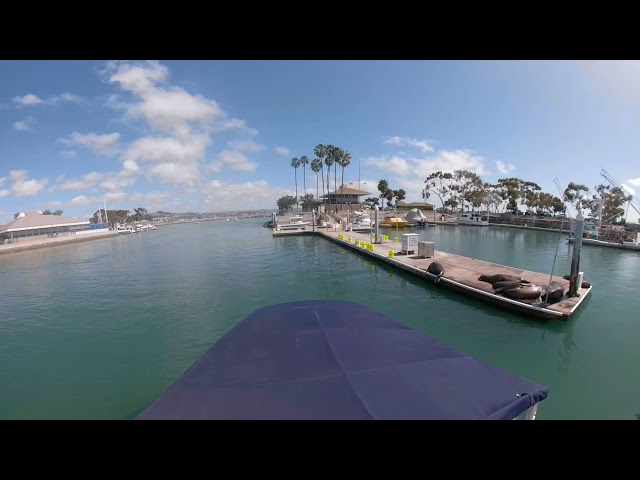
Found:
<box><xmin>501</xmin><ymin>284</ymin><xmax>543</xmax><ymax>300</ymax></box>
<box><xmin>540</xmin><ymin>281</ymin><xmax>565</xmax><ymax>303</ymax></box>
<box><xmin>427</xmin><ymin>261</ymin><xmax>445</xmax><ymax>278</ymax></box>
<box><xmin>478</xmin><ymin>274</ymin><xmax>525</xmax><ymax>286</ymax></box>
<box><xmin>494</xmin><ymin>281</ymin><xmax>526</xmax><ymax>293</ymax></box>
<box><xmin>562</xmin><ymin>275</ymin><xmax>591</xmax><ymax>288</ymax></box>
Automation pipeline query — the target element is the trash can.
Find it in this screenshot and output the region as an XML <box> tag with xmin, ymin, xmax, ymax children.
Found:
<box><xmin>418</xmin><ymin>241</ymin><xmax>434</xmax><ymax>258</ymax></box>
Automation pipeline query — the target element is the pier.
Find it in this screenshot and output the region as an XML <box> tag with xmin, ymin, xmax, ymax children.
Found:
<box><xmin>271</xmin><ymin>215</ymin><xmax>591</xmax><ymax>320</ymax></box>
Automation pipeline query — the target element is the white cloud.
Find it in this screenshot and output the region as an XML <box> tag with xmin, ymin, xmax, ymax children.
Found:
<box><xmin>59</xmin><ymin>150</ymin><xmax>77</xmax><ymax>159</ymax></box>
<box><xmin>364</xmin><ymin>155</ymin><xmax>412</xmax><ymax>176</ymax></box>
<box><xmin>217</xmin><ymin>150</ymin><xmax>257</xmax><ymax>172</ymax></box>
<box><xmin>275</xmin><ymin>146</ymin><xmax>290</xmax><ymax>156</ymax></box>
<box><xmin>14</xmin><ymin>116</ymin><xmax>35</xmax><ymax>131</ymax></box>
<box><xmin>123</xmin><ymin>134</ymin><xmax>209</xmax><ymax>164</ymax></box>
<box><xmin>120</xmin><ymin>159</ymin><xmax>141</xmax><ymax>176</ymax></box>
<box><xmin>496</xmin><ymin>160</ymin><xmax>515</xmax><ymax>175</ymax></box>
<box><xmin>13</xmin><ymin>92</ymin><xmax>84</xmax><ymax>107</ymax></box>
<box><xmin>227</xmin><ymin>139</ymin><xmax>265</xmax><ymax>152</ymax></box>
<box><xmin>0</xmin><ymin>177</ymin><xmax>5</xmax><ymax>186</ymax></box>
<box><xmin>217</xmin><ymin>118</ymin><xmax>258</xmax><ymax>135</ymax></box>
<box><xmin>0</xmin><ymin>190</ymin><xmax>9</xmax><ymax>198</ymax></box>
<box><xmin>13</xmin><ymin>94</ymin><xmax>43</xmax><ymax>106</ymax></box>
<box><xmin>104</xmin><ymin>192</ymin><xmax>128</xmax><ymax>203</ymax></box>
<box><xmin>69</xmin><ymin>195</ymin><xmax>95</xmax><ymax>206</ymax></box>
<box><xmin>107</xmin><ymin>61</ymin><xmax>225</xmax><ymax>136</ymax></box>
<box><xmin>45</xmin><ymin>201</ymin><xmax>63</xmax><ymax>208</ymax></box>
<box><xmin>627</xmin><ymin>177</ymin><xmax>640</xmax><ymax>186</ymax></box>
<box><xmin>622</xmin><ymin>184</ymin><xmax>636</xmax><ymax>195</ymax></box>
<box><xmin>150</xmin><ymin>162</ymin><xmax>201</xmax><ymax>186</ymax></box>
<box><xmin>203</xmin><ymin>180</ymin><xmax>291</xmax><ymax>211</ymax></box>
<box><xmin>384</xmin><ymin>136</ymin><xmax>434</xmax><ymax>153</ymax></box>
<box><xmin>10</xmin><ymin>170</ymin><xmax>28</xmax><ymax>181</ymax></box>
<box><xmin>100</xmin><ymin>175</ymin><xmax>135</xmax><ymax>190</ymax></box>
<box><xmin>11</xmin><ymin>175</ymin><xmax>48</xmax><ymax>197</ymax></box>
<box><xmin>59</xmin><ymin>132</ymin><xmax>120</xmax><ymax>156</ymax></box>
<box><xmin>50</xmin><ymin>172</ymin><xmax>104</xmax><ymax>191</ymax></box>
<box><xmin>128</xmin><ymin>191</ymin><xmax>170</xmax><ymax>209</ymax></box>
<box><xmin>207</xmin><ymin>162</ymin><xmax>223</xmax><ymax>173</ymax></box>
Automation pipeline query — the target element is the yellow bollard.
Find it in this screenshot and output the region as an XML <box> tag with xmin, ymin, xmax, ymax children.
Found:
<box><xmin>394</xmin><ymin>236</ymin><xmax>398</xmax><ymax>243</ymax></box>
<box><xmin>355</xmin><ymin>239</ymin><xmax>360</xmax><ymax>246</ymax></box>
<box><xmin>348</xmin><ymin>236</ymin><xmax>352</xmax><ymax>243</ymax></box>
<box><xmin>388</xmin><ymin>250</ymin><xmax>394</xmax><ymax>258</ymax></box>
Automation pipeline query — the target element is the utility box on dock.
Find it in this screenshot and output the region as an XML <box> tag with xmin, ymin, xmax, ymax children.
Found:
<box><xmin>401</xmin><ymin>234</ymin><xmax>420</xmax><ymax>254</ymax></box>
<box><xmin>418</xmin><ymin>241</ymin><xmax>435</xmax><ymax>258</ymax></box>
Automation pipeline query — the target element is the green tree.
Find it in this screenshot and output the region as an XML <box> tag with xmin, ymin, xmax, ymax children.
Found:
<box><xmin>393</xmin><ymin>189</ymin><xmax>406</xmax><ymax>205</ymax></box>
<box><xmin>423</xmin><ymin>171</ymin><xmax>454</xmax><ymax>213</ymax></box>
<box><xmin>337</xmin><ymin>148</ymin><xmax>351</xmax><ymax>197</ymax></box>
<box><xmin>564</xmin><ymin>182</ymin><xmax>590</xmax><ymax>213</ymax></box>
<box><xmin>314</xmin><ymin>145</ymin><xmax>327</xmax><ymax>210</ymax></box>
<box><xmin>291</xmin><ymin>157</ymin><xmax>301</xmax><ymax>210</ymax></box>
<box><xmin>377</xmin><ymin>179</ymin><xmax>389</xmax><ymax>210</ymax></box>
<box><xmin>53</xmin><ymin>209</ymin><xmax>63</xmax><ymax>216</ymax></box>
<box><xmin>385</xmin><ymin>189</ymin><xmax>395</xmax><ymax>209</ymax></box>
<box><xmin>276</xmin><ymin>195</ymin><xmax>297</xmax><ymax>212</ymax></box>
<box><xmin>453</xmin><ymin>170</ymin><xmax>483</xmax><ymax>212</ymax></box>
<box><xmin>299</xmin><ymin>193</ymin><xmax>314</xmax><ymax>208</ymax></box>
<box><xmin>311</xmin><ymin>158</ymin><xmax>322</xmax><ymax>200</ymax></box>
<box><xmin>299</xmin><ymin>155</ymin><xmax>309</xmax><ymax>198</ymax></box>
<box><xmin>42</xmin><ymin>209</ymin><xmax>53</xmax><ymax>215</ymax></box>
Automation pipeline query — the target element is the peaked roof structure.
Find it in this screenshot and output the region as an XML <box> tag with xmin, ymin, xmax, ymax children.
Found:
<box><xmin>0</xmin><ymin>212</ymin><xmax>89</xmax><ymax>233</ymax></box>
<box><xmin>322</xmin><ymin>187</ymin><xmax>371</xmax><ymax>197</ymax></box>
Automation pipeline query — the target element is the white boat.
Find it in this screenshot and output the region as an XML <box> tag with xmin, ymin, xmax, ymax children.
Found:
<box><xmin>350</xmin><ymin>212</ymin><xmax>372</xmax><ymax>231</ymax></box>
<box><xmin>568</xmin><ymin>236</ymin><xmax>640</xmax><ymax>251</ymax></box>
<box><xmin>116</xmin><ymin>225</ymin><xmax>136</xmax><ymax>234</ymax></box>
<box><xmin>286</xmin><ymin>215</ymin><xmax>311</xmax><ymax>227</ymax></box>
<box><xmin>457</xmin><ymin>212</ymin><xmax>489</xmax><ymax>226</ymax></box>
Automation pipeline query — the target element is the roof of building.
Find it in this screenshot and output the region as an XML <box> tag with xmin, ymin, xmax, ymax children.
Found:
<box><xmin>322</xmin><ymin>187</ymin><xmax>371</xmax><ymax>197</ymax></box>
<box><xmin>0</xmin><ymin>211</ymin><xmax>90</xmax><ymax>233</ymax></box>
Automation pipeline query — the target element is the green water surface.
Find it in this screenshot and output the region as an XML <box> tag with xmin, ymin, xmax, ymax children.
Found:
<box><xmin>1</xmin><ymin>219</ymin><xmax>638</xmax><ymax>419</ymax></box>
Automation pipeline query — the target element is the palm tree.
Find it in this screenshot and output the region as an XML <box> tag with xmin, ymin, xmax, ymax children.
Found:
<box><xmin>324</xmin><ymin>146</ymin><xmax>335</xmax><ymax>213</ymax></box>
<box><xmin>394</xmin><ymin>189</ymin><xmax>406</xmax><ymax>205</ymax></box>
<box><xmin>291</xmin><ymin>157</ymin><xmax>300</xmax><ymax>210</ymax></box>
<box><xmin>314</xmin><ymin>144</ymin><xmax>327</xmax><ymax>211</ymax></box>
<box><xmin>338</xmin><ymin>149</ymin><xmax>352</xmax><ymax>201</ymax></box>
<box><xmin>299</xmin><ymin>156</ymin><xmax>309</xmax><ymax>198</ymax></box>
<box><xmin>385</xmin><ymin>189</ymin><xmax>395</xmax><ymax>209</ymax></box>
<box><xmin>311</xmin><ymin>158</ymin><xmax>322</xmax><ymax>200</ymax></box>
<box><xmin>378</xmin><ymin>179</ymin><xmax>389</xmax><ymax>211</ymax></box>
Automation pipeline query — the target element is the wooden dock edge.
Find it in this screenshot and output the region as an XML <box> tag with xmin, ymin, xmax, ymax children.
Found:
<box><xmin>304</xmin><ymin>230</ymin><xmax>590</xmax><ymax>321</ymax></box>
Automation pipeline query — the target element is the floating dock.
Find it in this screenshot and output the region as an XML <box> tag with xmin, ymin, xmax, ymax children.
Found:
<box><xmin>272</xmin><ymin>225</ymin><xmax>591</xmax><ymax>320</ymax></box>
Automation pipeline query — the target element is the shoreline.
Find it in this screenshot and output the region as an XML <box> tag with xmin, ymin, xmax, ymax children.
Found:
<box><xmin>0</xmin><ymin>231</ymin><xmax>119</xmax><ymax>256</ymax></box>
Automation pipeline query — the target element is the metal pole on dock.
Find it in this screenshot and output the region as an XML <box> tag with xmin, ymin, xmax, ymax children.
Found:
<box><xmin>569</xmin><ymin>211</ymin><xmax>584</xmax><ymax>296</ymax></box>
<box><xmin>312</xmin><ymin>209</ymin><xmax>315</xmax><ymax>232</ymax></box>
<box><xmin>103</xmin><ymin>199</ymin><xmax>110</xmax><ymax>230</ymax></box>
<box><xmin>374</xmin><ymin>205</ymin><xmax>380</xmax><ymax>243</ymax></box>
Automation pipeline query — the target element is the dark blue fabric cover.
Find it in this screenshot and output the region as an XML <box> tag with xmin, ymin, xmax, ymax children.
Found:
<box><xmin>137</xmin><ymin>301</ymin><xmax>548</xmax><ymax>420</ymax></box>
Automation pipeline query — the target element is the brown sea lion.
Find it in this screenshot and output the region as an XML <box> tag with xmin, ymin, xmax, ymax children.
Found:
<box><xmin>478</xmin><ymin>274</ymin><xmax>526</xmax><ymax>286</ymax></box>
<box><xmin>501</xmin><ymin>284</ymin><xmax>542</xmax><ymax>300</ymax></box>
<box><xmin>427</xmin><ymin>261</ymin><xmax>445</xmax><ymax>277</ymax></box>
<box><xmin>540</xmin><ymin>281</ymin><xmax>565</xmax><ymax>303</ymax></box>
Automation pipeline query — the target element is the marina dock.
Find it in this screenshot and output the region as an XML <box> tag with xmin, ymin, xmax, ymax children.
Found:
<box><xmin>271</xmin><ymin>219</ymin><xmax>591</xmax><ymax>320</ymax></box>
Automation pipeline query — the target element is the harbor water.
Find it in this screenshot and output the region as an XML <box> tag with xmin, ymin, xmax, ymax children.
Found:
<box><xmin>1</xmin><ymin>219</ymin><xmax>639</xmax><ymax>419</ymax></box>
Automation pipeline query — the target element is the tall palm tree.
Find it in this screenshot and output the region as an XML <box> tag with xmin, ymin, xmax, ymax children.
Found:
<box><xmin>338</xmin><ymin>149</ymin><xmax>351</xmax><ymax>202</ymax></box>
<box><xmin>291</xmin><ymin>157</ymin><xmax>300</xmax><ymax>210</ymax></box>
<box><xmin>314</xmin><ymin>144</ymin><xmax>327</xmax><ymax>211</ymax></box>
<box><xmin>324</xmin><ymin>146</ymin><xmax>335</xmax><ymax>213</ymax></box>
<box><xmin>332</xmin><ymin>146</ymin><xmax>339</xmax><ymax>214</ymax></box>
<box><xmin>298</xmin><ymin>156</ymin><xmax>309</xmax><ymax>198</ymax></box>
<box><xmin>378</xmin><ymin>179</ymin><xmax>389</xmax><ymax>211</ymax></box>
<box><xmin>311</xmin><ymin>158</ymin><xmax>322</xmax><ymax>200</ymax></box>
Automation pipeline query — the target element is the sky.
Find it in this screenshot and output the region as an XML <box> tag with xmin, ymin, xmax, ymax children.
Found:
<box><xmin>1</xmin><ymin>60</ymin><xmax>639</xmax><ymax>222</ymax></box>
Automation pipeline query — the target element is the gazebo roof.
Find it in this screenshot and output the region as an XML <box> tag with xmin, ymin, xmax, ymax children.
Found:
<box><xmin>322</xmin><ymin>187</ymin><xmax>371</xmax><ymax>198</ymax></box>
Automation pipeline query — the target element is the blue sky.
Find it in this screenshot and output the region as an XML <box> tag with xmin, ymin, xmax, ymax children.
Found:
<box><xmin>1</xmin><ymin>60</ymin><xmax>639</xmax><ymax>222</ymax></box>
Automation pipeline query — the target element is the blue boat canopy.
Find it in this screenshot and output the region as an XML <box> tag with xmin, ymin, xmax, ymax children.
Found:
<box><xmin>137</xmin><ymin>300</ymin><xmax>548</xmax><ymax>420</ymax></box>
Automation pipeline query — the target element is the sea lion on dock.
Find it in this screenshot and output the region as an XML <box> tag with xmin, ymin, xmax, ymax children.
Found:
<box><xmin>540</xmin><ymin>281</ymin><xmax>565</xmax><ymax>303</ymax></box>
<box><xmin>494</xmin><ymin>281</ymin><xmax>526</xmax><ymax>293</ymax></box>
<box><xmin>478</xmin><ymin>274</ymin><xmax>526</xmax><ymax>286</ymax></box>
<box><xmin>501</xmin><ymin>284</ymin><xmax>543</xmax><ymax>300</ymax></box>
<box><xmin>427</xmin><ymin>262</ymin><xmax>445</xmax><ymax>282</ymax></box>
<box><xmin>562</xmin><ymin>275</ymin><xmax>591</xmax><ymax>288</ymax></box>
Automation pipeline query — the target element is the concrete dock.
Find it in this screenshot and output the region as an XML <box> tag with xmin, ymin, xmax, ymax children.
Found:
<box><xmin>0</xmin><ymin>230</ymin><xmax>119</xmax><ymax>255</ymax></box>
<box><xmin>272</xmin><ymin>223</ymin><xmax>591</xmax><ymax>320</ymax></box>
